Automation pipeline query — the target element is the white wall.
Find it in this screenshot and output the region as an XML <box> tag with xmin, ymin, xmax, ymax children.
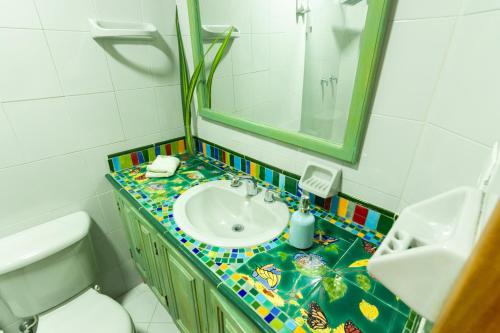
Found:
<box><xmin>195</xmin><ymin>0</ymin><xmax>500</xmax><ymax>213</ymax></box>
<box><xmin>0</xmin><ymin>0</ymin><xmax>183</xmax><ymax>331</ymax></box>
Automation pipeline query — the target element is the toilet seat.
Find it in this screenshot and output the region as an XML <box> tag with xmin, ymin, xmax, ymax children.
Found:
<box><xmin>37</xmin><ymin>288</ymin><xmax>134</xmax><ymax>333</ymax></box>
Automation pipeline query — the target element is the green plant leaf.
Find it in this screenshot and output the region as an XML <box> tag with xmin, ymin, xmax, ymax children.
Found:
<box><xmin>322</xmin><ymin>275</ymin><xmax>348</xmax><ymax>302</ymax></box>
<box><xmin>355</xmin><ymin>274</ymin><xmax>372</xmax><ymax>292</ymax></box>
<box><xmin>207</xmin><ymin>27</ymin><xmax>234</xmax><ymax>107</ymax></box>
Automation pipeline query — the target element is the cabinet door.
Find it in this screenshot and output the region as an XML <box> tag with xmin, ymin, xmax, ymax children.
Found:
<box><xmin>207</xmin><ymin>287</ymin><xmax>261</xmax><ymax>333</ymax></box>
<box><xmin>139</xmin><ymin>222</ymin><xmax>163</xmax><ymax>299</ymax></box>
<box><xmin>167</xmin><ymin>246</ymin><xmax>207</xmax><ymax>333</ymax></box>
<box><xmin>121</xmin><ymin>202</ymin><xmax>149</xmax><ymax>281</ymax></box>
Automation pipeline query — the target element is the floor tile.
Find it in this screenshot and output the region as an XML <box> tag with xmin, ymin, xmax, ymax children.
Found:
<box><xmin>148</xmin><ymin>323</ymin><xmax>180</xmax><ymax>333</ymax></box>
<box><xmin>151</xmin><ymin>302</ymin><xmax>174</xmax><ymax>323</ymax></box>
<box><xmin>134</xmin><ymin>322</ymin><xmax>149</xmax><ymax>333</ymax></box>
<box><xmin>119</xmin><ymin>284</ymin><xmax>158</xmax><ymax>323</ymax></box>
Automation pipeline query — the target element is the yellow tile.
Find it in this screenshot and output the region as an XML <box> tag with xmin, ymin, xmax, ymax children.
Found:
<box><xmin>257</xmin><ymin>307</ymin><xmax>269</xmax><ymax>316</ymax></box>
<box><xmin>338</xmin><ymin>197</ymin><xmax>348</xmax><ymax>217</ymax></box>
<box><xmin>270</xmin><ymin>319</ymin><xmax>284</xmax><ymax>330</ymax></box>
<box><xmin>250</xmin><ymin>162</ymin><xmax>257</xmax><ymax>177</ymax></box>
<box><xmin>178</xmin><ymin>140</ymin><xmax>185</xmax><ymax>153</ymax></box>
<box><xmin>357</xmin><ymin>232</ymin><xmax>365</xmax><ymax>237</ymax></box>
<box><xmin>220</xmin><ymin>263</ymin><xmax>228</xmax><ymax>270</ymax></box>
<box><xmin>202</xmin><ymin>143</ymin><xmax>207</xmax><ymax>155</ymax></box>
<box><xmin>294</xmin><ymin>327</ymin><xmax>307</xmax><ymax>333</ymax></box>
<box><xmin>246</xmin><ymin>251</ymin><xmax>253</xmax><ymax>257</ymax></box>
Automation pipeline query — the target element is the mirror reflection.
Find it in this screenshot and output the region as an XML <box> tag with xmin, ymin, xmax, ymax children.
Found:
<box><xmin>200</xmin><ymin>0</ymin><xmax>368</xmax><ymax>144</ymax></box>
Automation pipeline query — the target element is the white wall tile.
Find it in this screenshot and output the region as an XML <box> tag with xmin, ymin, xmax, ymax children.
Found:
<box><xmin>116</xmin><ymin>88</ymin><xmax>160</xmax><ymax>138</ymax></box>
<box><xmin>372</xmin><ymin>18</ymin><xmax>455</xmax><ymax>121</ymax></box>
<box><xmin>141</xmin><ymin>0</ymin><xmax>177</xmax><ymax>36</ymax></box>
<box><xmin>95</xmin><ymin>0</ymin><xmax>142</xmax><ymax>22</ymax></box>
<box><xmin>0</xmin><ymin>152</ymin><xmax>95</xmax><ymax>228</ymax></box>
<box><xmin>46</xmin><ymin>31</ymin><xmax>114</xmax><ymax>95</ymax></box>
<box><xmin>342</xmin><ymin>179</ymin><xmax>401</xmax><ymax>212</ymax></box>
<box><xmin>155</xmin><ymin>85</ymin><xmax>183</xmax><ymax>131</ymax></box>
<box><xmin>231</xmin><ymin>35</ymin><xmax>252</xmax><ymax>75</ymax></box>
<box><xmin>463</xmin><ymin>0</ymin><xmax>500</xmax><ymax>14</ymax></box>
<box><xmin>0</xmin><ymin>29</ymin><xmax>62</xmax><ymax>102</ymax></box>
<box><xmin>104</xmin><ymin>42</ymin><xmax>154</xmax><ymax>90</ymax></box>
<box><xmin>427</xmin><ymin>11</ymin><xmax>500</xmax><ymax>146</ymax></box>
<box><xmin>3</xmin><ymin>97</ymin><xmax>79</xmax><ymax>161</ymax></box>
<box><xmin>35</xmin><ymin>0</ymin><xmax>95</xmax><ymax>31</ymax></box>
<box><xmin>251</xmin><ymin>34</ymin><xmax>270</xmax><ymax>72</ymax></box>
<box><xmin>343</xmin><ymin>115</ymin><xmax>424</xmax><ymax>197</ymax></box>
<box><xmin>149</xmin><ymin>35</ymin><xmax>180</xmax><ymax>86</ymax></box>
<box><xmin>66</xmin><ymin>92</ymin><xmax>124</xmax><ymax>149</ymax></box>
<box><xmin>394</xmin><ymin>0</ymin><xmax>464</xmax><ymax>20</ymax></box>
<box><xmin>0</xmin><ymin>0</ymin><xmax>40</xmax><ymax>29</ymax></box>
<box><xmin>403</xmin><ymin>125</ymin><xmax>490</xmax><ymax>205</ymax></box>
<box><xmin>233</xmin><ymin>74</ymin><xmax>253</xmax><ymax>111</ymax></box>
<box><xmin>0</xmin><ymin>106</ymin><xmax>25</xmax><ymax>168</ymax></box>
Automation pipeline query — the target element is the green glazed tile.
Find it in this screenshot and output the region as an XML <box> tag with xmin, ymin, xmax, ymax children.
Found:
<box><xmin>377</xmin><ymin>214</ymin><xmax>394</xmax><ymax>234</ymax></box>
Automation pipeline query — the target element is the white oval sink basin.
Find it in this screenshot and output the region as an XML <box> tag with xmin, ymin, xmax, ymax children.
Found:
<box><xmin>173</xmin><ymin>180</ymin><xmax>290</xmax><ymax>248</ymax></box>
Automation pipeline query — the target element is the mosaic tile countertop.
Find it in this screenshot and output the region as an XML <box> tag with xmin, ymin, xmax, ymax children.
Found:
<box><xmin>106</xmin><ymin>153</ymin><xmax>419</xmax><ymax>333</ymax></box>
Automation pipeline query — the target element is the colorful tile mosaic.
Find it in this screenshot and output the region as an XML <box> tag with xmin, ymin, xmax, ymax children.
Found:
<box><xmin>106</xmin><ymin>152</ymin><xmax>417</xmax><ymax>333</ymax></box>
<box><xmin>107</xmin><ymin>137</ymin><xmax>186</xmax><ymax>172</ymax></box>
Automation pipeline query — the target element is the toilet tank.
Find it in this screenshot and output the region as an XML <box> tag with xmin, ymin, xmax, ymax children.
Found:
<box><xmin>0</xmin><ymin>211</ymin><xmax>98</xmax><ymax>318</ymax></box>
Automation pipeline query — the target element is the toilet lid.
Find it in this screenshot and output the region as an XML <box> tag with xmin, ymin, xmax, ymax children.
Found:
<box><xmin>37</xmin><ymin>288</ymin><xmax>134</xmax><ymax>333</ymax></box>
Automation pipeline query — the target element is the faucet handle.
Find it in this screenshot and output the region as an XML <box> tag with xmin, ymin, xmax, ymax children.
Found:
<box><xmin>229</xmin><ymin>174</ymin><xmax>241</xmax><ymax>187</ymax></box>
<box><xmin>264</xmin><ymin>189</ymin><xmax>278</xmax><ymax>203</ymax></box>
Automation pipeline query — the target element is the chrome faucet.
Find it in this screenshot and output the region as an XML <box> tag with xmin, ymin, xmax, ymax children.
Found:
<box><xmin>230</xmin><ymin>175</ymin><xmax>259</xmax><ymax>196</ymax></box>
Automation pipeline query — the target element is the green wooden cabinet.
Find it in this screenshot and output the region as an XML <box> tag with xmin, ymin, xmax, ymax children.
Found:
<box><xmin>114</xmin><ymin>193</ymin><xmax>149</xmax><ymax>281</ymax></box>
<box><xmin>114</xmin><ymin>191</ymin><xmax>262</xmax><ymax>333</ymax></box>
<box><xmin>206</xmin><ymin>285</ymin><xmax>260</xmax><ymax>333</ymax></box>
<box><xmin>164</xmin><ymin>239</ymin><xmax>208</xmax><ymax>333</ymax></box>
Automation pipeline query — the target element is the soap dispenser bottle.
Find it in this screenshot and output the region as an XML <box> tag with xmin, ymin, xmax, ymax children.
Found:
<box><xmin>288</xmin><ymin>195</ymin><xmax>315</xmax><ymax>249</ymax></box>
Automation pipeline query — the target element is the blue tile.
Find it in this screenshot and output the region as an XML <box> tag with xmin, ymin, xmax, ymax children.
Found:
<box><xmin>365</xmin><ymin>210</ymin><xmax>381</xmax><ymax>230</ymax></box>
<box><xmin>111</xmin><ymin>157</ymin><xmax>121</xmax><ymax>171</ymax></box>
<box><xmin>238</xmin><ymin>289</ymin><xmax>247</xmax><ymax>297</ymax></box>
<box><xmin>234</xmin><ymin>156</ymin><xmax>242</xmax><ymax>170</ymax></box>
<box><xmin>264</xmin><ymin>313</ymin><xmax>275</xmax><ymax>323</ymax></box>
<box><xmin>279</xmin><ymin>174</ymin><xmax>285</xmax><ymax>191</ymax></box>
<box><xmin>206</xmin><ymin>144</ymin><xmax>212</xmax><ymax>158</ymax></box>
<box><xmin>265</xmin><ymin>168</ymin><xmax>273</xmax><ymax>183</ymax></box>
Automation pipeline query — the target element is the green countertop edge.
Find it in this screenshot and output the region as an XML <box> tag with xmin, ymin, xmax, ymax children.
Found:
<box><xmin>105</xmin><ymin>174</ymin><xmax>276</xmax><ymax>333</ymax></box>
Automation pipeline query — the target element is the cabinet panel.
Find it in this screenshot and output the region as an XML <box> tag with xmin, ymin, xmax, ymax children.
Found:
<box><xmin>207</xmin><ymin>287</ymin><xmax>261</xmax><ymax>333</ymax></box>
<box><xmin>167</xmin><ymin>241</ymin><xmax>207</xmax><ymax>333</ymax></box>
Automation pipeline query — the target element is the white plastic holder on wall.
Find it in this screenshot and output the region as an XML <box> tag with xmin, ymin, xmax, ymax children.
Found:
<box><xmin>201</xmin><ymin>25</ymin><xmax>240</xmax><ymax>40</ymax></box>
<box><xmin>89</xmin><ymin>19</ymin><xmax>157</xmax><ymax>40</ymax></box>
<box><xmin>299</xmin><ymin>162</ymin><xmax>341</xmax><ymax>198</ymax></box>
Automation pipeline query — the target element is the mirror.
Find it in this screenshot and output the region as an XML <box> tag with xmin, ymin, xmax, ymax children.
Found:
<box><xmin>187</xmin><ymin>0</ymin><xmax>392</xmax><ymax>163</ymax></box>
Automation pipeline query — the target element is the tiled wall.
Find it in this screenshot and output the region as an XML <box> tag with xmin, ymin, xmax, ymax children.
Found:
<box><xmin>193</xmin><ymin>0</ymin><xmax>500</xmax><ymax>213</ymax></box>
<box><xmin>0</xmin><ymin>1</ymin><xmax>183</xmax><ymax>331</ymax></box>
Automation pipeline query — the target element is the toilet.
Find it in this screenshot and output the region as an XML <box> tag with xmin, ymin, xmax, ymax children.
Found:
<box><xmin>0</xmin><ymin>211</ymin><xmax>134</xmax><ymax>333</ymax></box>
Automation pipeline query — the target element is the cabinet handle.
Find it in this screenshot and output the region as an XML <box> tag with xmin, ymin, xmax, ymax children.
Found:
<box><xmin>129</xmin><ymin>249</ymin><xmax>134</xmax><ymax>259</ymax></box>
<box><xmin>154</xmin><ymin>242</ymin><xmax>159</xmax><ymax>256</ymax></box>
<box><xmin>136</xmin><ymin>247</ymin><xmax>141</xmax><ymax>254</ymax></box>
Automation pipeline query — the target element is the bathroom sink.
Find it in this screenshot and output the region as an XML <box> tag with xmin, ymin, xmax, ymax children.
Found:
<box><xmin>173</xmin><ymin>180</ymin><xmax>290</xmax><ymax>248</ymax></box>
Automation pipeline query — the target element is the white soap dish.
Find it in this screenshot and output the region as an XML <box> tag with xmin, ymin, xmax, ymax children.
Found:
<box><xmin>299</xmin><ymin>162</ymin><xmax>341</xmax><ymax>198</ymax></box>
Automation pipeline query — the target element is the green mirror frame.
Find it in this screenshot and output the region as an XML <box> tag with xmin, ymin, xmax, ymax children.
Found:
<box><xmin>186</xmin><ymin>0</ymin><xmax>393</xmax><ymax>163</ymax></box>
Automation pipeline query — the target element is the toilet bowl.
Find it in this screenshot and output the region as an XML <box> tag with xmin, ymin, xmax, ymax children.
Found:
<box><xmin>37</xmin><ymin>288</ymin><xmax>133</xmax><ymax>333</ymax></box>
<box><xmin>0</xmin><ymin>212</ymin><xmax>134</xmax><ymax>333</ymax></box>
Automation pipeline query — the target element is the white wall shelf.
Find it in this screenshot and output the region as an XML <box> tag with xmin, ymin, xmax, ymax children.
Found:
<box><xmin>88</xmin><ymin>19</ymin><xmax>157</xmax><ymax>40</ymax></box>
<box><xmin>201</xmin><ymin>25</ymin><xmax>240</xmax><ymax>40</ymax></box>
